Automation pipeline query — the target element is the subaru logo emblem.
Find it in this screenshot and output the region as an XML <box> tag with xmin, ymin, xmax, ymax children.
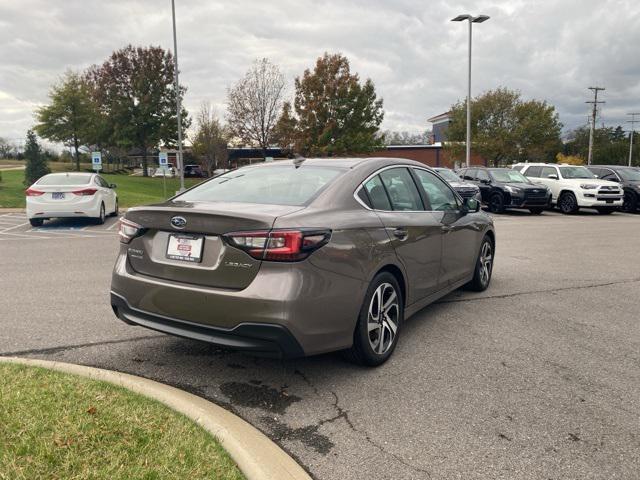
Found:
<box><xmin>170</xmin><ymin>216</ymin><xmax>187</xmax><ymax>229</ymax></box>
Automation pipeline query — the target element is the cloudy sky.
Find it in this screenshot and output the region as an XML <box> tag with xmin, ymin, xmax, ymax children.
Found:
<box><xmin>1</xmin><ymin>0</ymin><xmax>639</xmax><ymax>148</ymax></box>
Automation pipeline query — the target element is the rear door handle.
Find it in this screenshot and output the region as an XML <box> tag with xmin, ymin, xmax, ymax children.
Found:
<box><xmin>392</xmin><ymin>228</ymin><xmax>409</xmax><ymax>240</ymax></box>
<box><xmin>441</xmin><ymin>225</ymin><xmax>453</xmax><ymax>233</ymax></box>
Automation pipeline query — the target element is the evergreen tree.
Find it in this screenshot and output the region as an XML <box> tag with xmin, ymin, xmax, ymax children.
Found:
<box><xmin>24</xmin><ymin>130</ymin><xmax>50</xmax><ymax>186</ymax></box>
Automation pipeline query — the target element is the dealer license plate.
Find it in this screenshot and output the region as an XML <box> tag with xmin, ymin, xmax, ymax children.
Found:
<box><xmin>166</xmin><ymin>234</ymin><xmax>204</xmax><ymax>263</ymax></box>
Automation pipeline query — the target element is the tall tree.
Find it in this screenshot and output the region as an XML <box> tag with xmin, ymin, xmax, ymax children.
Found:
<box><xmin>86</xmin><ymin>45</ymin><xmax>190</xmax><ymax>176</ymax></box>
<box><xmin>34</xmin><ymin>71</ymin><xmax>95</xmax><ymax>171</ymax></box>
<box><xmin>226</xmin><ymin>58</ymin><xmax>285</xmax><ymax>156</ymax></box>
<box><xmin>289</xmin><ymin>53</ymin><xmax>384</xmax><ymax>156</ymax></box>
<box><xmin>23</xmin><ymin>130</ymin><xmax>50</xmax><ymax>186</ymax></box>
<box><xmin>446</xmin><ymin>87</ymin><xmax>562</xmax><ymax>166</ymax></box>
<box><xmin>191</xmin><ymin>102</ymin><xmax>229</xmax><ymax>176</ymax></box>
<box><xmin>273</xmin><ymin>101</ymin><xmax>298</xmax><ymax>154</ymax></box>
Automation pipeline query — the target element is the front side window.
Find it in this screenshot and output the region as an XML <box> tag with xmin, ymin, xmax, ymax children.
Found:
<box><xmin>177</xmin><ymin>165</ymin><xmax>344</xmax><ymax>206</ymax></box>
<box><xmin>462</xmin><ymin>169</ymin><xmax>476</xmax><ymax>181</ymax></box>
<box><xmin>476</xmin><ymin>170</ymin><xmax>490</xmax><ymax>182</ymax></box>
<box><xmin>540</xmin><ymin>166</ymin><xmax>558</xmax><ymax>178</ymax></box>
<box><xmin>489</xmin><ymin>169</ymin><xmax>530</xmax><ymax>183</ymax></box>
<box><xmin>378</xmin><ymin>168</ymin><xmax>424</xmax><ymax>211</ymax></box>
<box><xmin>618</xmin><ymin>168</ymin><xmax>640</xmax><ymax>181</ymax></box>
<box><xmin>413</xmin><ymin>169</ymin><xmax>459</xmax><ymax>212</ymax></box>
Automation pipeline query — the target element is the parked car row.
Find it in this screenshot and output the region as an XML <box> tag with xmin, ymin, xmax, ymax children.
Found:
<box><xmin>438</xmin><ymin>163</ymin><xmax>639</xmax><ymax>215</ymax></box>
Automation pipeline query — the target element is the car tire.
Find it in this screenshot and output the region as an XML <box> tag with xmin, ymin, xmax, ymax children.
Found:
<box><xmin>96</xmin><ymin>203</ymin><xmax>106</xmax><ymax>225</ymax></box>
<box><xmin>29</xmin><ymin>218</ymin><xmax>44</xmax><ymax>227</ymax></box>
<box><xmin>558</xmin><ymin>192</ymin><xmax>579</xmax><ymax>214</ymax></box>
<box><xmin>465</xmin><ymin>235</ymin><xmax>494</xmax><ymax>292</ymax></box>
<box><xmin>596</xmin><ymin>207</ymin><xmax>615</xmax><ymax>215</ymax></box>
<box><xmin>489</xmin><ymin>193</ymin><xmax>506</xmax><ymax>214</ymax></box>
<box><xmin>622</xmin><ymin>191</ymin><xmax>638</xmax><ymax>212</ymax></box>
<box><xmin>529</xmin><ymin>207</ymin><xmax>544</xmax><ymax>215</ymax></box>
<box><xmin>343</xmin><ymin>272</ymin><xmax>403</xmax><ymax>367</ymax></box>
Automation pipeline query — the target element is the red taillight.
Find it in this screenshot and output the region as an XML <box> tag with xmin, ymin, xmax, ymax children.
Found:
<box><xmin>224</xmin><ymin>229</ymin><xmax>331</xmax><ymax>262</ymax></box>
<box><xmin>119</xmin><ymin>218</ymin><xmax>144</xmax><ymax>244</ymax></box>
<box><xmin>72</xmin><ymin>188</ymin><xmax>98</xmax><ymax>196</ymax></box>
<box><xmin>25</xmin><ymin>188</ymin><xmax>45</xmax><ymax>196</ymax></box>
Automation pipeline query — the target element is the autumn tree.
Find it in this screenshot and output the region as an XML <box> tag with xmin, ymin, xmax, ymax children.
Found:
<box><xmin>86</xmin><ymin>45</ymin><xmax>189</xmax><ymax>176</ymax></box>
<box><xmin>191</xmin><ymin>102</ymin><xmax>229</xmax><ymax>176</ymax></box>
<box><xmin>226</xmin><ymin>58</ymin><xmax>285</xmax><ymax>156</ymax></box>
<box><xmin>35</xmin><ymin>71</ymin><xmax>96</xmax><ymax>171</ymax></box>
<box><xmin>446</xmin><ymin>87</ymin><xmax>562</xmax><ymax>166</ymax></box>
<box><xmin>23</xmin><ymin>130</ymin><xmax>50</xmax><ymax>186</ymax></box>
<box><xmin>273</xmin><ymin>102</ymin><xmax>298</xmax><ymax>154</ymax></box>
<box><xmin>564</xmin><ymin>125</ymin><xmax>636</xmax><ymax>166</ymax></box>
<box><xmin>282</xmin><ymin>53</ymin><xmax>384</xmax><ymax>156</ymax></box>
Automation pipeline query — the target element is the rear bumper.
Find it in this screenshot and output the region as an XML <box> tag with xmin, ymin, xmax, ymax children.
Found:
<box><xmin>111</xmin><ymin>292</ymin><xmax>305</xmax><ymax>358</ymax></box>
<box><xmin>110</xmin><ymin>250</ymin><xmax>365</xmax><ymax>357</ymax></box>
<box><xmin>26</xmin><ymin>197</ymin><xmax>101</xmax><ymax>219</ymax></box>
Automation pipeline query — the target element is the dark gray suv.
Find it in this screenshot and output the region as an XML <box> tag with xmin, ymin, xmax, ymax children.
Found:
<box><xmin>587</xmin><ymin>165</ymin><xmax>640</xmax><ymax>212</ymax></box>
<box><xmin>111</xmin><ymin>158</ymin><xmax>495</xmax><ymax>365</ymax></box>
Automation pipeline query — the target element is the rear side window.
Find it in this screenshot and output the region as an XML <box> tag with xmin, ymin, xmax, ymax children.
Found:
<box><xmin>177</xmin><ymin>165</ymin><xmax>344</xmax><ymax>206</ymax></box>
<box><xmin>524</xmin><ymin>166</ymin><xmax>542</xmax><ymax>177</ymax></box>
<box><xmin>36</xmin><ymin>174</ymin><xmax>92</xmax><ymax>186</ymax></box>
<box><xmin>379</xmin><ymin>168</ymin><xmax>424</xmax><ymax>211</ymax></box>
<box><xmin>541</xmin><ymin>166</ymin><xmax>557</xmax><ymax>178</ymax></box>
<box><xmin>363</xmin><ymin>175</ymin><xmax>392</xmax><ymax>210</ymax></box>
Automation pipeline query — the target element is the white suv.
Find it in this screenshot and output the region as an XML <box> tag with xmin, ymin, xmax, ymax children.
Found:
<box><xmin>513</xmin><ymin>163</ymin><xmax>623</xmax><ymax>214</ymax></box>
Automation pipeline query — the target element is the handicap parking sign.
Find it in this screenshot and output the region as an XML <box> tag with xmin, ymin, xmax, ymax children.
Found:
<box><xmin>92</xmin><ymin>152</ymin><xmax>102</xmax><ymax>171</ymax></box>
<box><xmin>159</xmin><ymin>152</ymin><xmax>168</xmax><ymax>166</ymax></box>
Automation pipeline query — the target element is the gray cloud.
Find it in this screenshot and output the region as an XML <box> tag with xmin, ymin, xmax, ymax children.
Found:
<box><xmin>1</xmin><ymin>0</ymin><xmax>639</xmax><ymax>147</ymax></box>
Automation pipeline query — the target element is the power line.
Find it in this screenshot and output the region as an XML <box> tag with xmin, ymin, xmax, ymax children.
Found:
<box><xmin>586</xmin><ymin>86</ymin><xmax>605</xmax><ymax>165</ymax></box>
<box><xmin>627</xmin><ymin>112</ymin><xmax>640</xmax><ymax>167</ymax></box>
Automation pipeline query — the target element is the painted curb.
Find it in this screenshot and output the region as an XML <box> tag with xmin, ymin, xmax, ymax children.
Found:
<box><xmin>0</xmin><ymin>357</ymin><xmax>311</xmax><ymax>480</ymax></box>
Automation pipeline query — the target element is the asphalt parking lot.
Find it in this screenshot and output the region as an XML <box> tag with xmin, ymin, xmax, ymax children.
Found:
<box><xmin>1</xmin><ymin>209</ymin><xmax>639</xmax><ymax>480</ymax></box>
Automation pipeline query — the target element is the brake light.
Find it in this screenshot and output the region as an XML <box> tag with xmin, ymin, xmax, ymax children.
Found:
<box><xmin>119</xmin><ymin>218</ymin><xmax>145</xmax><ymax>244</ymax></box>
<box><xmin>224</xmin><ymin>229</ymin><xmax>331</xmax><ymax>261</ymax></box>
<box><xmin>73</xmin><ymin>188</ymin><xmax>98</xmax><ymax>196</ymax></box>
<box><xmin>25</xmin><ymin>188</ymin><xmax>45</xmax><ymax>196</ymax></box>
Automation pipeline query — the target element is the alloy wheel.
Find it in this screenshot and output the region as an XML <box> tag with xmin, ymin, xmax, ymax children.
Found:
<box><xmin>367</xmin><ymin>283</ymin><xmax>399</xmax><ymax>355</ymax></box>
<box><xmin>560</xmin><ymin>193</ymin><xmax>576</xmax><ymax>214</ymax></box>
<box><xmin>479</xmin><ymin>241</ymin><xmax>493</xmax><ymax>287</ymax></box>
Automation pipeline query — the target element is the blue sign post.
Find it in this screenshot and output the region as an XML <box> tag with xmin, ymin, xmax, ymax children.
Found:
<box><xmin>91</xmin><ymin>152</ymin><xmax>102</xmax><ymax>171</ymax></box>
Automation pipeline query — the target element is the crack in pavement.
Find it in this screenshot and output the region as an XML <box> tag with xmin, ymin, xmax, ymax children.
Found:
<box><xmin>0</xmin><ymin>334</ymin><xmax>165</xmax><ymax>357</ymax></box>
<box><xmin>437</xmin><ymin>277</ymin><xmax>640</xmax><ymax>304</ymax></box>
<box><xmin>295</xmin><ymin>369</ymin><xmax>432</xmax><ymax>478</ymax></box>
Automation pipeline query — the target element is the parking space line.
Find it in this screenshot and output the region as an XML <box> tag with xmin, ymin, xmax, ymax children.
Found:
<box><xmin>0</xmin><ymin>231</ymin><xmax>50</xmax><ymax>239</ymax></box>
<box><xmin>0</xmin><ymin>222</ymin><xmax>29</xmax><ymax>233</ymax></box>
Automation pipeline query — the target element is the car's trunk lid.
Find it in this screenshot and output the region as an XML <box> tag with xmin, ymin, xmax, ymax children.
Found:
<box><xmin>124</xmin><ymin>201</ymin><xmax>303</xmax><ymax>289</ymax></box>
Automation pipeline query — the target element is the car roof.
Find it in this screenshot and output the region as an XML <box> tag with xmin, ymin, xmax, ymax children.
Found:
<box><xmin>241</xmin><ymin>157</ymin><xmax>434</xmax><ymax>170</ymax></box>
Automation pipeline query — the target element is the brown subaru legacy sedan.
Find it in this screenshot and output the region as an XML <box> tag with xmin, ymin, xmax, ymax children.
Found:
<box><xmin>111</xmin><ymin>157</ymin><xmax>495</xmax><ymax>366</ymax></box>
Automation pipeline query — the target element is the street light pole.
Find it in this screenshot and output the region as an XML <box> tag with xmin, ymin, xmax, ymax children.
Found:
<box><xmin>171</xmin><ymin>0</ymin><xmax>185</xmax><ymax>192</ymax></box>
<box><xmin>451</xmin><ymin>14</ymin><xmax>490</xmax><ymax>168</ymax></box>
<box><xmin>628</xmin><ymin>113</ymin><xmax>640</xmax><ymax>167</ymax></box>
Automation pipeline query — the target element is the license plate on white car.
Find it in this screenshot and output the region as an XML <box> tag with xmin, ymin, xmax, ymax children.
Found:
<box><xmin>166</xmin><ymin>234</ymin><xmax>204</xmax><ymax>263</ymax></box>
<box><xmin>52</xmin><ymin>192</ymin><xmax>65</xmax><ymax>200</ymax></box>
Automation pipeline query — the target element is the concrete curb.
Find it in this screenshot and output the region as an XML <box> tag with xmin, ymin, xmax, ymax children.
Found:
<box><xmin>0</xmin><ymin>357</ymin><xmax>311</xmax><ymax>480</ymax></box>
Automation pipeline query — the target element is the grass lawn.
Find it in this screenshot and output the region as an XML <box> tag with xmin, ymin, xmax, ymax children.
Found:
<box><xmin>0</xmin><ymin>166</ymin><xmax>202</xmax><ymax>209</ymax></box>
<box><xmin>0</xmin><ymin>363</ymin><xmax>245</xmax><ymax>480</ymax></box>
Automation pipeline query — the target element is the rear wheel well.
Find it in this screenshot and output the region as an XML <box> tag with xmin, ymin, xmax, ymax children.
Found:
<box><xmin>375</xmin><ymin>265</ymin><xmax>406</xmax><ymax>306</ymax></box>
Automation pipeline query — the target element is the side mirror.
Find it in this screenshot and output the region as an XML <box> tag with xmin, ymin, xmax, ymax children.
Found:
<box><xmin>480</xmin><ymin>178</ymin><xmax>491</xmax><ymax>185</ymax></box>
<box><xmin>463</xmin><ymin>197</ymin><xmax>481</xmax><ymax>213</ymax></box>
<box><xmin>547</xmin><ymin>174</ymin><xmax>558</xmax><ymax>180</ymax></box>
<box><xmin>109</xmin><ymin>184</ymin><xmax>117</xmax><ymax>189</ymax></box>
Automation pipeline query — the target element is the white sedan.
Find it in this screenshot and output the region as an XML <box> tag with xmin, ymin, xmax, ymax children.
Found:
<box><xmin>26</xmin><ymin>172</ymin><xmax>118</xmax><ymax>227</ymax></box>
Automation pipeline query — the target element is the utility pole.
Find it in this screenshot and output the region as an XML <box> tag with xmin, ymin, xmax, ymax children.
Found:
<box><xmin>627</xmin><ymin>113</ymin><xmax>640</xmax><ymax>167</ymax></box>
<box><xmin>171</xmin><ymin>0</ymin><xmax>185</xmax><ymax>192</ymax></box>
<box><xmin>586</xmin><ymin>86</ymin><xmax>605</xmax><ymax>165</ymax></box>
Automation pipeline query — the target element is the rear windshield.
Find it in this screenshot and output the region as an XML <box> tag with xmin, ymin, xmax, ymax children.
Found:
<box><xmin>176</xmin><ymin>165</ymin><xmax>344</xmax><ymax>206</ymax></box>
<box><xmin>36</xmin><ymin>174</ymin><xmax>92</xmax><ymax>186</ymax></box>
